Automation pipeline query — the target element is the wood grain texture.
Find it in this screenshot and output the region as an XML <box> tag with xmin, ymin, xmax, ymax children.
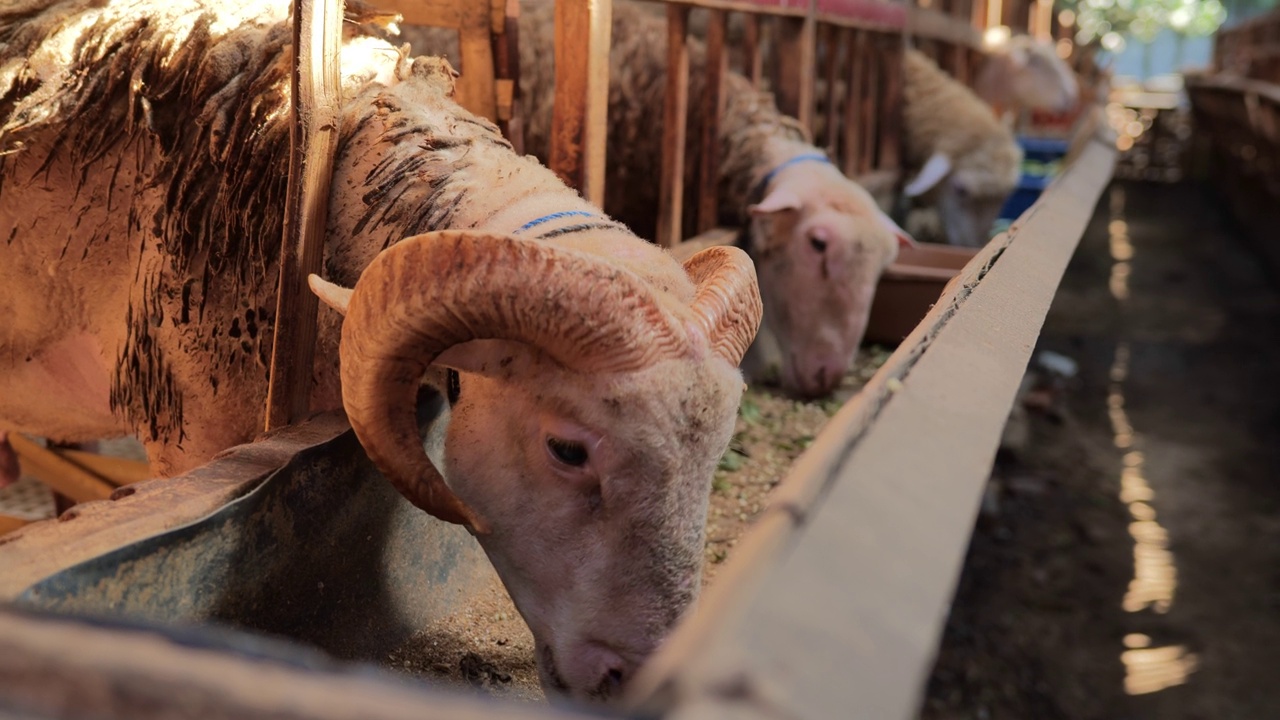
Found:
<box><xmin>7</xmin><ymin>435</ymin><xmax>114</xmax><ymax>504</ymax></box>
<box><xmin>697</xmin><ymin>9</ymin><xmax>729</xmax><ymax>234</ymax></box>
<box><xmin>551</xmin><ymin>0</ymin><xmax>611</xmax><ymax>205</ymax></box>
<box><xmin>266</xmin><ymin>0</ymin><xmax>342</xmax><ymax>430</ymax></box>
<box><xmin>658</xmin><ymin>4</ymin><xmax>691</xmax><ymax>247</ymax></box>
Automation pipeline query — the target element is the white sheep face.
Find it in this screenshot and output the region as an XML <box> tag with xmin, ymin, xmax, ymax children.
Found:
<box><xmin>430</xmin><ymin>339</ymin><xmax>743</xmax><ymax>701</ymax></box>
<box><xmin>745</xmin><ymin>176</ymin><xmax>904</xmax><ymax>397</ymax></box>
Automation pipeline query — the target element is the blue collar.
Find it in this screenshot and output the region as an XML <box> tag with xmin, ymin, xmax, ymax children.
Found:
<box><xmin>514</xmin><ymin>210</ymin><xmax>597</xmax><ymax>234</ymax></box>
<box><xmin>749</xmin><ymin>153</ymin><xmax>833</xmax><ymax>202</ymax></box>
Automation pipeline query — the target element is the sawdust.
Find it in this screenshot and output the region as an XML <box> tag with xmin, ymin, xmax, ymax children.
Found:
<box><xmin>384</xmin><ymin>347</ymin><xmax>894</xmax><ymax>701</ymax></box>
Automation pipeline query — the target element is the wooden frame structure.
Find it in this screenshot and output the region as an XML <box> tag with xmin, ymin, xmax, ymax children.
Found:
<box><xmin>1188</xmin><ymin>10</ymin><xmax>1280</xmax><ymax>276</ymax></box>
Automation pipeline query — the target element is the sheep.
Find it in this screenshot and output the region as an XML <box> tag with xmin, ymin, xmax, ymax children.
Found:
<box><xmin>974</xmin><ymin>34</ymin><xmax>1080</xmax><ymax>121</ymax></box>
<box><xmin>901</xmin><ymin>48</ymin><xmax>1024</xmax><ymax>248</ymax></box>
<box><xmin>400</xmin><ymin>1</ymin><xmax>912</xmax><ymax>398</ymax></box>
<box><xmin>0</xmin><ymin>0</ymin><xmax>763</xmax><ymax>701</ymax></box>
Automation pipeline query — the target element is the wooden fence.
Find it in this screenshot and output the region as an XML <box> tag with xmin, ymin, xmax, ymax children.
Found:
<box><xmin>1188</xmin><ymin>9</ymin><xmax>1280</xmax><ymax>275</ymax></box>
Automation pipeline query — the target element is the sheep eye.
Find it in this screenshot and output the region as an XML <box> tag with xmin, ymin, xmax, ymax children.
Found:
<box><xmin>809</xmin><ymin>235</ymin><xmax>828</xmax><ymax>253</ymax></box>
<box><xmin>547</xmin><ymin>437</ymin><xmax>588</xmax><ymax>467</ymax></box>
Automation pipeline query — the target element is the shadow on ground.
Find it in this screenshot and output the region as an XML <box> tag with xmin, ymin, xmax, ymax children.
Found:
<box><xmin>922</xmin><ymin>180</ymin><xmax>1280</xmax><ymax>720</ymax></box>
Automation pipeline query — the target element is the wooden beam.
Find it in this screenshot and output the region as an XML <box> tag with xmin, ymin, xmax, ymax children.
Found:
<box><xmin>697</xmin><ymin>9</ymin><xmax>729</xmax><ymax>234</ymax></box>
<box><xmin>859</xmin><ymin>33</ymin><xmax>879</xmax><ymax>173</ymax></box>
<box><xmin>550</xmin><ymin>0</ymin><xmax>611</xmax><ymax>206</ymax></box>
<box><xmin>658</xmin><ymin>4</ymin><xmax>691</xmax><ymax>247</ymax></box>
<box><xmin>494</xmin><ymin>0</ymin><xmax>522</xmax><ymax>152</ymax></box>
<box><xmin>879</xmin><ymin>35</ymin><xmax>903</xmax><ymax>172</ymax></box>
<box><xmin>772</xmin><ymin>12</ymin><xmax>818</xmax><ymax>130</ymax></box>
<box><xmin>7</xmin><ymin>435</ymin><xmax>114</xmax><ymax>505</ymax></box>
<box><xmin>743</xmin><ymin>13</ymin><xmax>763</xmax><ymax>88</ymax></box>
<box><xmin>265</xmin><ymin>0</ymin><xmax>343</xmax><ymax>431</ymax></box>
<box><xmin>842</xmin><ymin>28</ymin><xmax>865</xmax><ymax>176</ymax></box>
<box><xmin>822</xmin><ymin>23</ymin><xmax>842</xmax><ymax>155</ymax></box>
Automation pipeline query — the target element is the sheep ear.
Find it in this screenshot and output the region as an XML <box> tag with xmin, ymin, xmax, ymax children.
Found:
<box><xmin>309</xmin><ymin>274</ymin><xmax>352</xmax><ymax>316</ymax></box>
<box><xmin>904</xmin><ymin>153</ymin><xmax>952</xmax><ymax>197</ymax></box>
<box><xmin>877</xmin><ymin>210</ymin><xmax>917</xmax><ymax>248</ymax></box>
<box><xmin>748</xmin><ymin>187</ymin><xmax>802</xmax><ymax>216</ymax></box>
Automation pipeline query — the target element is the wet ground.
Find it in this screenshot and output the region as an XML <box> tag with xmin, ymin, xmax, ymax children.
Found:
<box><xmin>923</xmin><ymin>180</ymin><xmax>1280</xmax><ymax>719</ymax></box>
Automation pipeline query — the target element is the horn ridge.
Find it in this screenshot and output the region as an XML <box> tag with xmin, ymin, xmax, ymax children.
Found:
<box><xmin>337</xmin><ymin>230</ymin><xmax>692</xmax><ymax>531</ymax></box>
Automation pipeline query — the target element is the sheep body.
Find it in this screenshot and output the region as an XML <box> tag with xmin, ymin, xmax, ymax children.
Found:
<box><xmin>901</xmin><ymin>48</ymin><xmax>1022</xmax><ymax>247</ymax></box>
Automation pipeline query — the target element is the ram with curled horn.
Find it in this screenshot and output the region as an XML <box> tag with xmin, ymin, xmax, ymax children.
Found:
<box><xmin>0</xmin><ymin>0</ymin><xmax>761</xmax><ymax>702</ymax></box>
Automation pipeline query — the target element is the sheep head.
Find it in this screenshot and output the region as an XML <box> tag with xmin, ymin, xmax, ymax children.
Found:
<box><xmin>978</xmin><ymin>35</ymin><xmax>1080</xmax><ymax>115</ymax></box>
<box><xmin>904</xmin><ymin>140</ymin><xmax>1023</xmax><ymax>248</ymax></box>
<box><xmin>745</xmin><ymin>168</ymin><xmax>911</xmax><ymax>397</ymax></box>
<box><xmin>310</xmin><ymin>231</ymin><xmax>761</xmax><ymax>701</ymax></box>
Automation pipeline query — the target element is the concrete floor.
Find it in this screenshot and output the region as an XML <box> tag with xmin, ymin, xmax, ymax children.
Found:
<box><xmin>924</xmin><ymin>180</ymin><xmax>1280</xmax><ymax>719</ymax></box>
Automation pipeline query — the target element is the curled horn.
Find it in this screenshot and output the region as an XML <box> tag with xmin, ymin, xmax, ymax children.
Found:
<box><xmin>337</xmin><ymin>231</ymin><xmax>691</xmax><ymax>533</ymax></box>
<box><xmin>681</xmin><ymin>246</ymin><xmax>763</xmax><ymax>366</ymax></box>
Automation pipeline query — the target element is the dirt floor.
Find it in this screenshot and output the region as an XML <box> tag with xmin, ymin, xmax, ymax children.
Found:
<box><xmin>381</xmin><ymin>350</ymin><xmax>894</xmax><ymax>701</ymax></box>
<box><xmin>921</xmin><ymin>180</ymin><xmax>1280</xmax><ymax>719</ymax></box>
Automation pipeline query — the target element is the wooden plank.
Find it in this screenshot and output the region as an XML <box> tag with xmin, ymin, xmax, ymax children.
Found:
<box><xmin>859</xmin><ymin>33</ymin><xmax>879</xmax><ymax>174</ymax></box>
<box><xmin>455</xmin><ymin>24</ymin><xmax>498</xmax><ymax>121</ymax></box>
<box><xmin>743</xmin><ymin>13</ymin><xmax>763</xmax><ymax>88</ymax></box>
<box><xmin>58</xmin><ymin>449</ymin><xmax>151</xmax><ymax>487</ymax></box>
<box><xmin>550</xmin><ymin>0</ymin><xmax>611</xmax><ymax>206</ymax></box>
<box><xmin>772</xmin><ymin>11</ymin><xmax>818</xmax><ymax>129</ymax></box>
<box><xmin>822</xmin><ymin>22</ymin><xmax>842</xmax><ymax>155</ymax></box>
<box><xmin>265</xmin><ymin>0</ymin><xmax>343</xmax><ymax>431</ymax></box>
<box><xmin>495</xmin><ymin>0</ymin><xmax>523</xmax><ymax>151</ymax></box>
<box><xmin>0</xmin><ymin>610</ymin><xmax>580</xmax><ymax>720</ymax></box>
<box><xmin>6</xmin><ymin>435</ymin><xmax>114</xmax><ymax>505</ymax></box>
<box><xmin>0</xmin><ymin>515</ymin><xmax>28</xmax><ymax>537</ymax></box>
<box><xmin>658</xmin><ymin>4</ymin><xmax>691</xmax><ymax>247</ymax></box>
<box><xmin>625</xmin><ymin>132</ymin><xmax>1118</xmax><ymax>720</ymax></box>
<box><xmin>878</xmin><ymin>34</ymin><xmax>903</xmax><ymax>172</ymax></box>
<box><xmin>842</xmin><ymin>28</ymin><xmax>866</xmax><ymax>175</ymax></box>
<box><xmin>697</xmin><ymin>9</ymin><xmax>729</xmax><ymax>233</ymax></box>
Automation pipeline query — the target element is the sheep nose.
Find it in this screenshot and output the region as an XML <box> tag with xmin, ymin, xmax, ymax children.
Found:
<box><xmin>563</xmin><ymin>641</ymin><xmax>635</xmax><ymax>699</ymax></box>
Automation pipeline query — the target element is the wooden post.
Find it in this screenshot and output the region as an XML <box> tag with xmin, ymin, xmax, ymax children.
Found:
<box><xmin>822</xmin><ymin>23</ymin><xmax>842</xmax><ymax>155</ymax></box>
<box><xmin>842</xmin><ymin>29</ymin><xmax>866</xmax><ymax>176</ymax></box>
<box><xmin>879</xmin><ymin>34</ymin><xmax>903</xmax><ymax>173</ymax></box>
<box><xmin>658</xmin><ymin>4</ymin><xmax>691</xmax><ymax>247</ymax></box>
<box><xmin>550</xmin><ymin>0</ymin><xmax>612</xmax><ymax>206</ymax></box>
<box><xmin>859</xmin><ymin>33</ymin><xmax>880</xmax><ymax>174</ymax></box>
<box><xmin>697</xmin><ymin>9</ymin><xmax>729</xmax><ymax>233</ymax></box>
<box><xmin>772</xmin><ymin>9</ymin><xmax>817</xmax><ymax>130</ymax></box>
<box><xmin>743</xmin><ymin>14</ymin><xmax>764</xmax><ymax>88</ymax></box>
<box><xmin>494</xmin><ymin>0</ymin><xmax>523</xmax><ymax>153</ymax></box>
<box><xmin>265</xmin><ymin>0</ymin><xmax>343</xmax><ymax>431</ymax></box>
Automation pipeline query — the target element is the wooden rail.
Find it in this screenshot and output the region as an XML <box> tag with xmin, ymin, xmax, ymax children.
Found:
<box><xmin>1186</xmin><ymin>72</ymin><xmax>1280</xmax><ymax>275</ymax></box>
<box><xmin>1214</xmin><ymin>8</ymin><xmax>1280</xmax><ymax>83</ymax></box>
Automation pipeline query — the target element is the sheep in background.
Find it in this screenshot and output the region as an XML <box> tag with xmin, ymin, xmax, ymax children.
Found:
<box><xmin>0</xmin><ymin>0</ymin><xmax>764</xmax><ymax>700</ymax></box>
<box><xmin>456</xmin><ymin>1</ymin><xmax>912</xmax><ymax>398</ymax></box>
<box><xmin>902</xmin><ymin>48</ymin><xmax>1023</xmax><ymax>248</ymax></box>
<box><xmin>975</xmin><ymin>34</ymin><xmax>1080</xmax><ymax>121</ymax></box>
